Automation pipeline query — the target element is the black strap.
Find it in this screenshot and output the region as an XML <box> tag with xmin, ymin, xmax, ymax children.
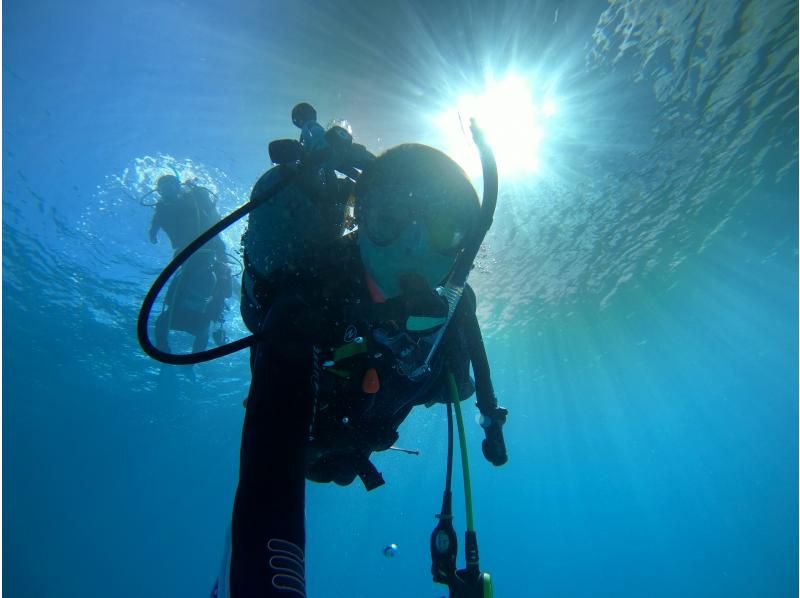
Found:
<box><xmin>355</xmin><ymin>457</ymin><xmax>385</xmax><ymax>491</ymax></box>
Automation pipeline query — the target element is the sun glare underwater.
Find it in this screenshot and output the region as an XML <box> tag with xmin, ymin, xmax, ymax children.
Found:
<box><xmin>436</xmin><ymin>73</ymin><xmax>560</xmax><ymax>179</ymax></box>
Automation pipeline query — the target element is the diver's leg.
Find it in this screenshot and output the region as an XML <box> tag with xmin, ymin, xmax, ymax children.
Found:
<box><xmin>192</xmin><ymin>322</ymin><xmax>210</xmax><ymax>353</ymax></box>
<box><xmin>184</xmin><ymin>325</ymin><xmax>209</xmax><ymax>383</ymax></box>
<box><xmin>155</xmin><ymin>310</ymin><xmax>171</xmax><ymax>352</ymax></box>
<box><xmin>230</xmin><ymin>299</ymin><xmax>313</xmax><ymax>598</ymax></box>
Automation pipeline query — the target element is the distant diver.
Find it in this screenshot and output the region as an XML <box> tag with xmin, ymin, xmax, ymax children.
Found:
<box><xmin>148</xmin><ymin>174</ymin><xmax>232</xmax><ymax>352</ymax></box>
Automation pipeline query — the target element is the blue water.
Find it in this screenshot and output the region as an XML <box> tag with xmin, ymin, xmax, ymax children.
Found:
<box><xmin>4</xmin><ymin>1</ymin><xmax>797</xmax><ymax>597</ymax></box>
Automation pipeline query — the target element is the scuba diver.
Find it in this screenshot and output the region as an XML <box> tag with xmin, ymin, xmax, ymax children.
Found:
<box><xmin>224</xmin><ymin>117</ymin><xmax>508</xmax><ymax>597</ymax></box>
<box><xmin>148</xmin><ymin>174</ymin><xmax>233</xmax><ymax>353</ymax></box>
<box><xmin>137</xmin><ymin>104</ymin><xmax>508</xmax><ymax>598</ymax></box>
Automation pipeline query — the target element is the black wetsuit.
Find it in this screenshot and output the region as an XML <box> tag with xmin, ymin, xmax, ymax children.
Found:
<box><xmin>229</xmin><ymin>235</ymin><xmax>486</xmax><ymax>598</ymax></box>
<box><xmin>150</xmin><ymin>186</ymin><xmax>232</xmax><ymax>351</ymax></box>
<box><xmin>150</xmin><ymin>185</ymin><xmax>223</xmax><ymax>254</ymax></box>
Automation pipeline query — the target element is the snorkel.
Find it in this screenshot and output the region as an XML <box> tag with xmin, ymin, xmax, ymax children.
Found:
<box><xmin>406</xmin><ymin>119</ymin><xmax>497</xmax><ymax>380</ymax></box>
<box><xmin>449</xmin><ymin>120</ymin><xmax>498</xmax><ymax>287</ymax></box>
<box><xmin>422</xmin><ymin>120</ymin><xmax>498</xmax><ymax>598</ymax></box>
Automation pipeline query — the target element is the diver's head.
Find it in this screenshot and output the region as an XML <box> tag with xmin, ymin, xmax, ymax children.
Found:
<box><xmin>355</xmin><ymin>144</ymin><xmax>480</xmax><ymax>300</ymax></box>
<box><xmin>156</xmin><ymin>175</ymin><xmax>181</xmax><ymax>200</ymax></box>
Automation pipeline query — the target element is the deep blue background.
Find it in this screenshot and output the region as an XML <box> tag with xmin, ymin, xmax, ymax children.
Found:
<box><xmin>4</xmin><ymin>1</ymin><xmax>797</xmax><ymax>596</ymax></box>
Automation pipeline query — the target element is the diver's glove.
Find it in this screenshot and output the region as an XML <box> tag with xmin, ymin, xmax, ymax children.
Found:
<box><xmin>479</xmin><ymin>406</ymin><xmax>508</xmax><ymax>466</ymax></box>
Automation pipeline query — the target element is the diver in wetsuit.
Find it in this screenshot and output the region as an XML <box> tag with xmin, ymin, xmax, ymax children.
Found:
<box><xmin>149</xmin><ymin>175</ymin><xmax>232</xmax><ymax>353</ymax></box>
<box><xmin>219</xmin><ymin>143</ymin><xmax>508</xmax><ymax>598</ymax></box>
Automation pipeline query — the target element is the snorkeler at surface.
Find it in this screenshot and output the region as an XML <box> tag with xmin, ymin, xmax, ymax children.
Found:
<box><xmin>149</xmin><ymin>174</ymin><xmax>232</xmax><ymax>353</ymax></box>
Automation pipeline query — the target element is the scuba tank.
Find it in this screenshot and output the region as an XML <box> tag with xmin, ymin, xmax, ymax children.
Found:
<box><xmin>138</xmin><ymin>103</ymin><xmax>374</xmax><ymax>364</ymax></box>
<box><xmin>244</xmin><ymin>106</ymin><xmax>375</xmax><ymax>281</ymax></box>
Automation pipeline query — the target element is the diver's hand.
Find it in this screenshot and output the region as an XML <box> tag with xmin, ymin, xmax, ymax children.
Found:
<box><xmin>480</xmin><ymin>406</ymin><xmax>508</xmax><ymax>466</ymax></box>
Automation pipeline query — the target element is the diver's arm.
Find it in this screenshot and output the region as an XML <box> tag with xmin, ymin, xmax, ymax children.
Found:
<box><xmin>229</xmin><ymin>296</ymin><xmax>313</xmax><ymax>598</ymax></box>
<box><xmin>149</xmin><ymin>210</ymin><xmax>161</xmax><ymax>243</ymax></box>
<box><xmin>460</xmin><ymin>285</ymin><xmax>509</xmax><ymax>466</ymax></box>
<box><xmin>459</xmin><ymin>286</ymin><xmax>496</xmax><ymax>412</ymax></box>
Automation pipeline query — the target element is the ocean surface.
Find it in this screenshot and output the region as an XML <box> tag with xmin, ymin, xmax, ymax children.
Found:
<box><xmin>4</xmin><ymin>0</ymin><xmax>797</xmax><ymax>596</ymax></box>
